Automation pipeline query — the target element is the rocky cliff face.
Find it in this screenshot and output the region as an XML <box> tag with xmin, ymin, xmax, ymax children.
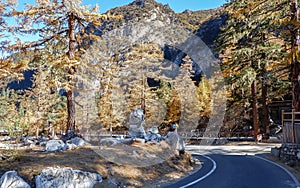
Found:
<box><xmin>100</xmin><ymin>0</ymin><xmax>225</xmax><ymax>34</ymax></box>
<box><xmin>177</xmin><ymin>8</ymin><xmax>221</xmax><ymax>32</ymax></box>
<box><xmin>90</xmin><ymin>0</ymin><xmax>227</xmax><ymax>86</ymax></box>
<box><xmin>196</xmin><ymin>13</ymin><xmax>228</xmax><ymax>49</ymax></box>
<box><xmin>108</xmin><ymin>0</ymin><xmax>176</xmax><ymax>24</ymax></box>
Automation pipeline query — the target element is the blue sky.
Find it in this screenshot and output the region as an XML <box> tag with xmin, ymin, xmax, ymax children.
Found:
<box><xmin>17</xmin><ymin>0</ymin><xmax>227</xmax><ymax>13</ymax></box>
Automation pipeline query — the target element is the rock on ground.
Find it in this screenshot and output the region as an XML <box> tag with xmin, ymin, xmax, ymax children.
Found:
<box><xmin>271</xmin><ymin>147</ymin><xmax>280</xmax><ymax>158</ymax></box>
<box><xmin>128</xmin><ymin>109</ymin><xmax>146</xmax><ymax>138</ymax></box>
<box><xmin>70</xmin><ymin>137</ymin><xmax>86</xmax><ymax>146</ymax></box>
<box><xmin>128</xmin><ymin>124</ymin><xmax>146</xmax><ymax>138</ymax></box>
<box><xmin>165</xmin><ymin>131</ymin><xmax>185</xmax><ymax>154</ymax></box>
<box><xmin>45</xmin><ymin>140</ymin><xmax>66</xmax><ymax>152</ymax></box>
<box><xmin>0</xmin><ymin>136</ymin><xmax>11</xmax><ymax>141</ymax></box>
<box><xmin>66</xmin><ymin>137</ymin><xmax>89</xmax><ymax>149</ymax></box>
<box><xmin>129</xmin><ymin>109</ymin><xmax>145</xmax><ymax>125</ymax></box>
<box><xmin>147</xmin><ymin>126</ymin><xmax>159</xmax><ymax>134</ymax></box>
<box><xmin>0</xmin><ymin>171</ymin><xmax>30</xmax><ymax>188</ymax></box>
<box><xmin>35</xmin><ymin>167</ymin><xmax>102</xmax><ymax>188</ymax></box>
<box><xmin>66</xmin><ymin>142</ymin><xmax>78</xmax><ymax>150</ymax></box>
<box><xmin>145</xmin><ymin>133</ymin><xmax>162</xmax><ymax>142</ymax></box>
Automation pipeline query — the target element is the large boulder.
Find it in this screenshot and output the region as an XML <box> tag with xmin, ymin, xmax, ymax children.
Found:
<box><xmin>128</xmin><ymin>109</ymin><xmax>146</xmax><ymax>138</ymax></box>
<box><xmin>45</xmin><ymin>140</ymin><xmax>66</xmax><ymax>152</ymax></box>
<box><xmin>35</xmin><ymin>167</ymin><xmax>102</xmax><ymax>188</ymax></box>
<box><xmin>129</xmin><ymin>124</ymin><xmax>146</xmax><ymax>138</ymax></box>
<box><xmin>129</xmin><ymin>109</ymin><xmax>145</xmax><ymax>125</ymax></box>
<box><xmin>165</xmin><ymin>131</ymin><xmax>185</xmax><ymax>154</ymax></box>
<box><xmin>70</xmin><ymin>137</ymin><xmax>86</xmax><ymax>147</ymax></box>
<box><xmin>0</xmin><ymin>171</ymin><xmax>30</xmax><ymax>188</ymax></box>
<box><xmin>66</xmin><ymin>137</ymin><xmax>90</xmax><ymax>149</ymax></box>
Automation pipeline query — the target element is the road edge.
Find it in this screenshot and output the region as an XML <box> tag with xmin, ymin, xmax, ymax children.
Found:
<box><xmin>179</xmin><ymin>154</ymin><xmax>217</xmax><ymax>188</ymax></box>
<box><xmin>254</xmin><ymin>155</ymin><xmax>300</xmax><ymax>187</ymax></box>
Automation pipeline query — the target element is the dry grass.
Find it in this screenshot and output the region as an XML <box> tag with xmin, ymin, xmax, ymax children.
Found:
<box><xmin>0</xmin><ymin>143</ymin><xmax>197</xmax><ymax>188</ymax></box>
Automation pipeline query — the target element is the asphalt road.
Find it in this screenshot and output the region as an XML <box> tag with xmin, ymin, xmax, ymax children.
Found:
<box><xmin>165</xmin><ymin>145</ymin><xmax>300</xmax><ymax>188</ymax></box>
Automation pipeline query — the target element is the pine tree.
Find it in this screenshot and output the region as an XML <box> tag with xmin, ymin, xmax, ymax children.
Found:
<box><xmin>217</xmin><ymin>0</ymin><xmax>290</xmax><ymax>138</ymax></box>
<box><xmin>116</xmin><ymin>43</ymin><xmax>165</xmax><ymax>128</ymax></box>
<box><xmin>197</xmin><ymin>75</ymin><xmax>212</xmax><ymax>116</ymax></box>
<box><xmin>1</xmin><ymin>0</ymin><xmax>110</xmax><ymax>134</ymax></box>
<box><xmin>290</xmin><ymin>0</ymin><xmax>300</xmax><ymax>111</ymax></box>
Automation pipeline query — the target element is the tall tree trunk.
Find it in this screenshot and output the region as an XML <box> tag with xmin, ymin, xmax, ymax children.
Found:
<box><xmin>291</xmin><ymin>0</ymin><xmax>300</xmax><ymax>111</ymax></box>
<box><xmin>66</xmin><ymin>13</ymin><xmax>76</xmax><ymax>133</ymax></box>
<box><xmin>252</xmin><ymin>80</ymin><xmax>259</xmax><ymax>142</ymax></box>
<box><xmin>262</xmin><ymin>79</ymin><xmax>269</xmax><ymax>135</ymax></box>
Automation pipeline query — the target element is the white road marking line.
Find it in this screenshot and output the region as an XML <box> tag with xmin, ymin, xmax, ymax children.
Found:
<box><xmin>254</xmin><ymin>156</ymin><xmax>300</xmax><ymax>188</ymax></box>
<box><xmin>180</xmin><ymin>154</ymin><xmax>217</xmax><ymax>188</ymax></box>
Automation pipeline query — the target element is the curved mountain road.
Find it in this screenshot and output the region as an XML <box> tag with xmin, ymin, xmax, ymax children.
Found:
<box><xmin>164</xmin><ymin>145</ymin><xmax>300</xmax><ymax>188</ymax></box>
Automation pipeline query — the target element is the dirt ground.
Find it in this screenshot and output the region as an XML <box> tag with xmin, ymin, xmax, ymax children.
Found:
<box><xmin>0</xmin><ymin>142</ymin><xmax>198</xmax><ymax>188</ymax></box>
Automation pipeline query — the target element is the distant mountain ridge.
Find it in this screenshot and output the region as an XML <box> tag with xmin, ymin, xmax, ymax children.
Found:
<box><xmin>102</xmin><ymin>0</ymin><xmax>223</xmax><ymax>33</ymax></box>
<box><xmin>98</xmin><ymin>0</ymin><xmax>227</xmax><ymax>49</ymax></box>
<box><xmin>92</xmin><ymin>0</ymin><xmax>227</xmax><ymax>84</ymax></box>
<box><xmin>8</xmin><ymin>0</ymin><xmax>227</xmax><ymax>90</ymax></box>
